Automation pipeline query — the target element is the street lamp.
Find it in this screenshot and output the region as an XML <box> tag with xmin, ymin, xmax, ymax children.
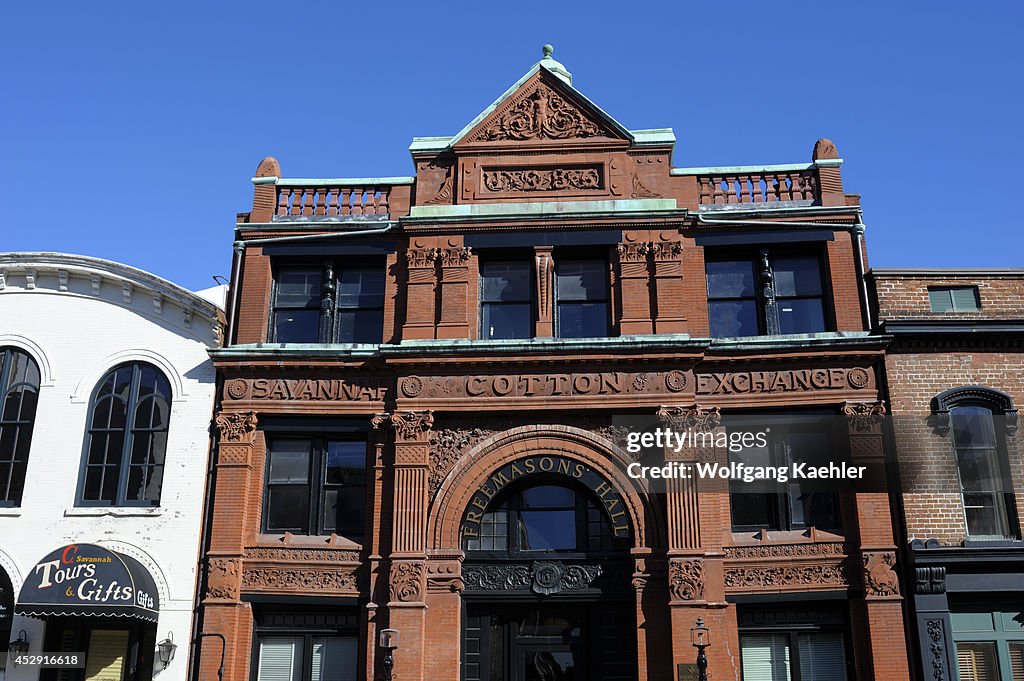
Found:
<box><xmin>8</xmin><ymin>630</ymin><xmax>29</xmax><ymax>663</ymax></box>
<box><xmin>379</xmin><ymin>629</ymin><xmax>399</xmax><ymax>681</ymax></box>
<box><xmin>690</xmin><ymin>617</ymin><xmax>710</xmax><ymax>681</ymax></box>
<box><xmin>157</xmin><ymin>632</ymin><xmax>177</xmax><ymax>669</ymax></box>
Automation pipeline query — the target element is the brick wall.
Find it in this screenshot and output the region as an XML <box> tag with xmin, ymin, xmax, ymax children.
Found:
<box><xmin>874</xmin><ymin>272</ymin><xmax>1024</xmax><ymax>321</ymax></box>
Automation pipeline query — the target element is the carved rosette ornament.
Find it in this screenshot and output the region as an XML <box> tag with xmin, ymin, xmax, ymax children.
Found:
<box><xmin>862</xmin><ymin>551</ymin><xmax>900</xmax><ymax>597</ymax></box>
<box><xmin>843</xmin><ymin>401</ymin><xmax>887</xmax><ymax>432</ymax></box>
<box><xmin>389</xmin><ymin>410</ymin><xmax>434</xmax><ymax>442</ymax></box>
<box><xmin>206</xmin><ymin>558</ymin><xmax>241</xmax><ymax>600</ymax></box>
<box><xmin>391</xmin><ymin>561</ymin><xmax>425</xmax><ymax>603</ymax></box>
<box><xmin>475</xmin><ymin>83</ymin><xmax>603</xmax><ymax>141</ymax></box>
<box><xmin>215</xmin><ymin>411</ymin><xmax>258</xmax><ymax>443</ymax></box>
<box><xmin>668</xmin><ymin>558</ymin><xmax>704</xmax><ymax>602</ymax></box>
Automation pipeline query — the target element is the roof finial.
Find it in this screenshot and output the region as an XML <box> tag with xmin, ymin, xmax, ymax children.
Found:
<box><xmin>542</xmin><ymin>44</ymin><xmax>554</xmax><ymax>60</ymax></box>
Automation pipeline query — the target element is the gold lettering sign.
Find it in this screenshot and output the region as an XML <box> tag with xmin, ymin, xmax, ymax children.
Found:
<box><xmin>460</xmin><ymin>455</ymin><xmax>630</xmax><ymax>541</ymax></box>
<box><xmin>224</xmin><ymin>378</ymin><xmax>386</xmax><ymax>402</ymax></box>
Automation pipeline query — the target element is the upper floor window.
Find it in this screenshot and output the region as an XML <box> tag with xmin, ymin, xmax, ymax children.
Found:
<box><xmin>272</xmin><ymin>261</ymin><xmax>385</xmax><ymax>344</ymax></box>
<box><xmin>556</xmin><ymin>259</ymin><xmax>609</xmax><ymax>338</ymax></box>
<box><xmin>0</xmin><ymin>348</ymin><xmax>41</xmax><ymax>506</ymax></box>
<box><xmin>263</xmin><ymin>437</ymin><xmax>367</xmax><ymax>540</ymax></box>
<box><xmin>707</xmin><ymin>250</ymin><xmax>827</xmax><ymax>338</ymax></box>
<box><xmin>80</xmin><ymin>362</ymin><xmax>171</xmax><ymax>506</ymax></box>
<box><xmin>928</xmin><ymin>286</ymin><xmax>980</xmax><ymax>313</ymax></box>
<box><xmin>935</xmin><ymin>387</ymin><xmax>1018</xmax><ymax>540</ymax></box>
<box><xmin>480</xmin><ymin>260</ymin><xmax>533</xmax><ymax>340</ymax></box>
<box><xmin>730</xmin><ymin>417</ymin><xmax>841</xmax><ymax>532</ymax></box>
<box><xmin>463</xmin><ymin>480</ymin><xmax>628</xmax><ymax>555</ymax></box>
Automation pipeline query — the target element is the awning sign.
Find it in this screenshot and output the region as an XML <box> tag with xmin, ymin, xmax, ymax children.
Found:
<box><xmin>16</xmin><ymin>544</ymin><xmax>160</xmax><ymax>622</ymax></box>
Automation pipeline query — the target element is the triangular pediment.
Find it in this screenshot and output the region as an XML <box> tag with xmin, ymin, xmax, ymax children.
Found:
<box><xmin>451</xmin><ymin>66</ymin><xmax>632</xmax><ymax>148</ymax></box>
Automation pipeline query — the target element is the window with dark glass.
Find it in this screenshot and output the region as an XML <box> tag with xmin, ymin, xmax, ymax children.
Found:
<box><xmin>480</xmin><ymin>260</ymin><xmax>533</xmax><ymax>340</ymax></box>
<box><xmin>79</xmin><ymin>363</ymin><xmax>171</xmax><ymax>506</ymax></box>
<box><xmin>707</xmin><ymin>250</ymin><xmax>827</xmax><ymax>338</ymax></box>
<box><xmin>556</xmin><ymin>259</ymin><xmax>609</xmax><ymax>338</ymax></box>
<box><xmin>951</xmin><ymin>405</ymin><xmax>1015</xmax><ymax>539</ymax></box>
<box><xmin>0</xmin><ymin>347</ymin><xmax>41</xmax><ymax>506</ymax></box>
<box><xmin>271</xmin><ymin>262</ymin><xmax>384</xmax><ymax>344</ymax></box>
<box><xmin>729</xmin><ymin>418</ymin><xmax>841</xmax><ymax>532</ymax></box>
<box><xmin>463</xmin><ymin>481</ymin><xmax>627</xmax><ymax>554</ymax></box>
<box><xmin>929</xmin><ymin>286</ymin><xmax>980</xmax><ymax>313</ymax></box>
<box><xmin>263</xmin><ymin>438</ymin><xmax>367</xmax><ymax>539</ymax></box>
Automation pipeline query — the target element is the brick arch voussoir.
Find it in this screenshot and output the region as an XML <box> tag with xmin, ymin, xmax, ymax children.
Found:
<box><xmin>429</xmin><ymin>425</ymin><xmax>662</xmax><ymax>551</ymax></box>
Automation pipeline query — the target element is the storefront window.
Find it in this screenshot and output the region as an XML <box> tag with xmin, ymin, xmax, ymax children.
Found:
<box><xmin>0</xmin><ymin>347</ymin><xmax>41</xmax><ymax>506</ymax></box>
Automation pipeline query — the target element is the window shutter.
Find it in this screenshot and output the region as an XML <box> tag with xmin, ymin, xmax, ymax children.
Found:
<box><xmin>929</xmin><ymin>288</ymin><xmax>954</xmax><ymax>312</ymax></box>
<box><xmin>956</xmin><ymin>642</ymin><xmax>998</xmax><ymax>681</ymax></box>
<box><xmin>1009</xmin><ymin>642</ymin><xmax>1024</xmax><ymax>681</ymax></box>
<box><xmin>312</xmin><ymin>637</ymin><xmax>358</xmax><ymax>681</ymax></box>
<box><xmin>951</xmin><ymin>287</ymin><xmax>980</xmax><ymax>311</ymax></box>
<box><xmin>258</xmin><ymin>637</ymin><xmax>302</xmax><ymax>681</ymax></box>
<box><xmin>740</xmin><ymin>634</ymin><xmax>791</xmax><ymax>681</ymax></box>
<box><xmin>797</xmin><ymin>632</ymin><xmax>848</xmax><ymax>681</ymax></box>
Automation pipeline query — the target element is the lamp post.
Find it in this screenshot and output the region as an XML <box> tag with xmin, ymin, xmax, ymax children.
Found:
<box><xmin>691</xmin><ymin>617</ymin><xmax>710</xmax><ymax>681</ymax></box>
<box><xmin>379</xmin><ymin>629</ymin><xmax>399</xmax><ymax>681</ymax></box>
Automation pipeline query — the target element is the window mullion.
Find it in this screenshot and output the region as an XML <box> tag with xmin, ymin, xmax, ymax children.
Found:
<box><xmin>319</xmin><ymin>261</ymin><xmax>336</xmax><ymax>343</ymax></box>
<box><xmin>311</xmin><ymin>441</ymin><xmax>323</xmax><ymax>535</ymax></box>
<box><xmin>759</xmin><ymin>249</ymin><xmax>781</xmax><ymax>335</ymax></box>
<box><xmin>117</xmin><ymin>365</ymin><xmax>143</xmax><ymax>505</ymax></box>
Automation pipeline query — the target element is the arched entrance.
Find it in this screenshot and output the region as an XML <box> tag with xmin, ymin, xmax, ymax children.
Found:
<box><xmin>452</xmin><ymin>448</ymin><xmax>642</xmax><ymax>681</ymax></box>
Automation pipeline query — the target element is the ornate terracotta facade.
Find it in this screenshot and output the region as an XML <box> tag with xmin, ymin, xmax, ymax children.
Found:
<box><xmin>197</xmin><ymin>50</ymin><xmax>911</xmax><ymax>681</ymax></box>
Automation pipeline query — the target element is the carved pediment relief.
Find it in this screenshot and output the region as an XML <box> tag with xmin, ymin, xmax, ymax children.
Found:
<box><xmin>457</xmin><ymin>72</ymin><xmax>626</xmax><ymax>147</ymax></box>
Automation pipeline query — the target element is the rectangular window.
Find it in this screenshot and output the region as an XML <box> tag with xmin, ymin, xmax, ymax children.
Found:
<box><xmin>263</xmin><ymin>438</ymin><xmax>367</xmax><ymax>540</ymax></box>
<box><xmin>480</xmin><ymin>260</ymin><xmax>533</xmax><ymax>340</ymax></box>
<box><xmin>556</xmin><ymin>259</ymin><xmax>609</xmax><ymax>338</ymax></box>
<box><xmin>707</xmin><ymin>250</ymin><xmax>828</xmax><ymax>338</ymax></box>
<box><xmin>929</xmin><ymin>286</ymin><xmax>980</xmax><ymax>313</ymax></box>
<box><xmin>256</xmin><ymin>635</ymin><xmax>358</xmax><ymax>681</ymax></box>
<box><xmin>951</xmin><ymin>406</ymin><xmax>1016</xmax><ymax>540</ymax></box>
<box><xmin>729</xmin><ymin>418</ymin><xmax>841</xmax><ymax>532</ymax></box>
<box><xmin>272</xmin><ymin>262</ymin><xmax>385</xmax><ymax>344</ymax></box>
<box><xmin>741</xmin><ymin>632</ymin><xmax>847</xmax><ymax>681</ymax></box>
<box><xmin>955</xmin><ymin>641</ymin><xmax>999</xmax><ymax>681</ymax></box>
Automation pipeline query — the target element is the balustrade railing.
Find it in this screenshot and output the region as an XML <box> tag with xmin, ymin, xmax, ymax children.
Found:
<box><xmin>275</xmin><ymin>183</ymin><xmax>392</xmax><ymax>218</ymax></box>
<box><xmin>695</xmin><ymin>168</ymin><xmax>819</xmax><ymax>205</ymax></box>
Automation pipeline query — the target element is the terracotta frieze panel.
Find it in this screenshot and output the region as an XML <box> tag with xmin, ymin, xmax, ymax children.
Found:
<box><xmin>469</xmin><ymin>81</ymin><xmax>610</xmax><ymax>143</ymax></box>
<box><xmin>428</xmin><ymin>427</ymin><xmax>495</xmax><ymax>497</ymax></box>
<box><xmin>481</xmin><ymin>165</ymin><xmax>602</xmax><ymax>196</ymax></box>
<box><xmin>462</xmin><ymin>561</ymin><xmax>604</xmax><ymax>595</ymax></box>
<box><xmin>243</xmin><ymin>547</ymin><xmax>360</xmax><ymax>563</ymax></box>
<box><xmin>241</xmin><ymin>567</ymin><xmax>358</xmax><ymax>593</ymax></box>
<box><xmin>667</xmin><ymin>558</ymin><xmax>704</xmax><ymax>602</ymax></box>
<box><xmin>205</xmin><ymin>558</ymin><xmax>241</xmax><ymax>600</ymax></box>
<box><xmin>723</xmin><ymin>541</ymin><xmax>850</xmax><ymax>594</ymax></box>
<box><xmin>862</xmin><ymin>551</ymin><xmax>900</xmax><ymax>598</ymax></box>
<box><xmin>224</xmin><ymin>378</ymin><xmax>387</xmax><ymax>404</ymax></box>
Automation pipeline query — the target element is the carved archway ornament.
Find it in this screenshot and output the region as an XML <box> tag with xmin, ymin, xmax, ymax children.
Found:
<box><xmin>430</xmin><ymin>425</ymin><xmax>662</xmax><ymax>551</ymax></box>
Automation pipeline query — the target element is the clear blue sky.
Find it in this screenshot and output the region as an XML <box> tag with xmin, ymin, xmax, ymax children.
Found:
<box><xmin>2</xmin><ymin>2</ymin><xmax>1021</xmax><ymax>291</ymax></box>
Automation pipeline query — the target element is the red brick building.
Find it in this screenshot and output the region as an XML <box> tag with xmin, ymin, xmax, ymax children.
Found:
<box><xmin>871</xmin><ymin>269</ymin><xmax>1024</xmax><ymax>681</ymax></box>
<box><xmin>196</xmin><ymin>49</ymin><xmax>911</xmax><ymax>681</ymax></box>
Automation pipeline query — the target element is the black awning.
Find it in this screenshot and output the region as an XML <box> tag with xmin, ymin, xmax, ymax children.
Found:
<box><xmin>16</xmin><ymin>544</ymin><xmax>159</xmax><ymax>622</ymax></box>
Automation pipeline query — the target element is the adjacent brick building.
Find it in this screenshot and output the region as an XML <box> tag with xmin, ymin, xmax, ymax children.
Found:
<box><xmin>871</xmin><ymin>269</ymin><xmax>1024</xmax><ymax>681</ymax></box>
<box><xmin>196</xmin><ymin>48</ymin><xmax>912</xmax><ymax>681</ymax></box>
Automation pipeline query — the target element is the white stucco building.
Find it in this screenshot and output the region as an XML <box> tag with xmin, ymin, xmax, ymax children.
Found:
<box><xmin>0</xmin><ymin>253</ymin><xmax>223</xmax><ymax>681</ymax></box>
